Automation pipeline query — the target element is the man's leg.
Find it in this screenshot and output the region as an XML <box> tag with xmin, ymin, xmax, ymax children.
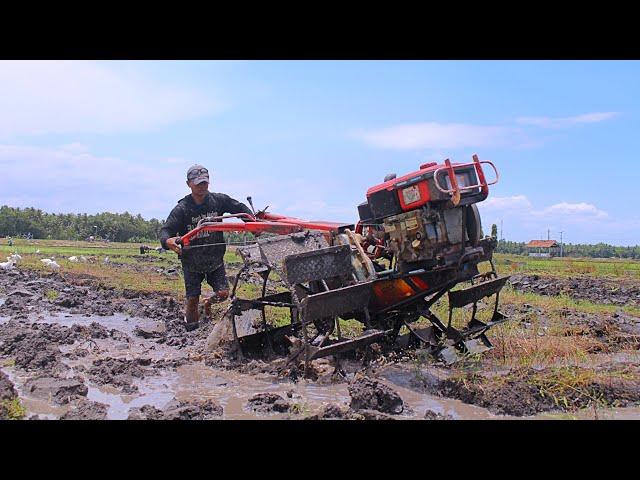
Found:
<box><xmin>185</xmin><ymin>295</ymin><xmax>200</xmax><ymax>330</ymax></box>
<box><xmin>204</xmin><ymin>265</ymin><xmax>230</xmax><ymax>320</ymax></box>
<box><xmin>183</xmin><ymin>269</ymin><xmax>205</xmax><ymax>331</ymax></box>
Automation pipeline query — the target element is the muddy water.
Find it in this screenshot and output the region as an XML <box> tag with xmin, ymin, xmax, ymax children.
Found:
<box><xmin>31</xmin><ymin>311</ymin><xmax>142</xmax><ymax>337</ymax></box>
<box><xmin>2</xmin><ymin>367</ymin><xmax>63</xmax><ymax>420</ymax></box>
<box><xmin>379</xmin><ymin>365</ymin><xmax>502</xmax><ymax>419</ymax></box>
<box><xmin>3</xmin><ymin>309</ymin><xmax>640</xmax><ymax>420</ymax></box>
<box><xmin>4</xmin><ymin>308</ymin><xmax>485</xmax><ymax>419</ymax></box>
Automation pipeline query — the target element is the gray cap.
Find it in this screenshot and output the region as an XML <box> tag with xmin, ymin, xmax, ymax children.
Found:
<box><xmin>187</xmin><ymin>164</ymin><xmax>209</xmax><ymax>185</ymax></box>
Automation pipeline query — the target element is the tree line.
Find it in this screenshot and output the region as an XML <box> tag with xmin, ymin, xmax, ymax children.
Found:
<box><xmin>0</xmin><ymin>206</ymin><xmax>163</xmax><ymax>243</ymax></box>
<box><xmin>495</xmin><ymin>239</ymin><xmax>640</xmax><ymax>259</ymax></box>
<box><xmin>0</xmin><ymin>205</ymin><xmax>258</xmax><ymax>245</ymax></box>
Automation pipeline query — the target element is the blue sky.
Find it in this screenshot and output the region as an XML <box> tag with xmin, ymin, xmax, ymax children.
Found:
<box><xmin>1</xmin><ymin>60</ymin><xmax>638</xmax><ymax>245</ymax></box>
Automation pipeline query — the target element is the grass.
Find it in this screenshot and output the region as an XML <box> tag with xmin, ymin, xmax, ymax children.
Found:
<box><xmin>402</xmin><ymin>262</ymin><xmax>640</xmax><ymax>386</ymax></box>
<box><xmin>1</xmin><ymin>398</ymin><xmax>26</xmax><ymax>420</ymax></box>
<box><xmin>494</xmin><ymin>253</ymin><xmax>640</xmax><ymax>279</ymax></box>
<box><xmin>45</xmin><ymin>289</ymin><xmax>59</xmax><ymax>301</ymax></box>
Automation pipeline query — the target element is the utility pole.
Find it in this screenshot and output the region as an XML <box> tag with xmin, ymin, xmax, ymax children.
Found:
<box><xmin>500</xmin><ymin>219</ymin><xmax>503</xmax><ymax>241</ymax></box>
<box><xmin>547</xmin><ymin>229</ymin><xmax>550</xmax><ymax>241</ymax></box>
<box><xmin>560</xmin><ymin>231</ymin><xmax>564</xmax><ymax>258</ymax></box>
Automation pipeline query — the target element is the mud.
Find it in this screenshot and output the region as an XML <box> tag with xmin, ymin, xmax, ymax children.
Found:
<box><xmin>509</xmin><ymin>274</ymin><xmax>640</xmax><ymax>306</ymax></box>
<box><xmin>88</xmin><ymin>358</ymin><xmax>149</xmax><ymax>393</ymax></box>
<box><xmin>499</xmin><ymin>296</ymin><xmax>640</xmax><ymax>357</ymax></box>
<box><xmin>348</xmin><ymin>374</ymin><xmax>404</xmax><ymax>415</ymax></box>
<box><xmin>127</xmin><ymin>404</ymin><xmax>165</xmax><ymax>420</ymax></box>
<box><xmin>303</xmin><ymin>402</ymin><xmax>397</xmax><ymax>420</ymax></box>
<box><xmin>247</xmin><ymin>393</ymin><xmax>291</xmax><ymax>413</ymax></box>
<box><xmin>424</xmin><ymin>409</ymin><xmax>453</xmax><ymax>420</ymax></box>
<box><xmin>0</xmin><ymin>370</ymin><xmax>19</xmax><ymax>419</ymax></box>
<box><xmin>0</xmin><ymin>321</ymin><xmax>67</xmax><ymax>374</ymax></box>
<box><xmin>161</xmin><ymin>398</ymin><xmax>224</xmax><ymax>419</ymax></box>
<box><xmin>0</xmin><ymin>370</ymin><xmax>16</xmax><ymax>400</ymax></box>
<box><xmin>2</xmin><ymin>263</ymin><xmax>640</xmax><ymax>420</ymax></box>
<box><xmin>435</xmin><ymin>365</ymin><xmax>640</xmax><ymax>416</ymax></box>
<box><xmin>24</xmin><ymin>376</ymin><xmax>88</xmax><ymax>404</ymax></box>
<box><xmin>0</xmin><ymin>268</ymin><xmax>182</xmax><ymax>322</ymax></box>
<box><xmin>60</xmin><ymin>399</ymin><xmax>109</xmax><ymax>420</ymax></box>
<box><xmin>127</xmin><ymin>399</ymin><xmax>224</xmax><ymax>420</ymax></box>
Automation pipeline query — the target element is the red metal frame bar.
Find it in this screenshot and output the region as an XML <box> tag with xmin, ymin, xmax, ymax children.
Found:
<box><xmin>178</xmin><ymin>212</ymin><xmax>344</xmax><ymax>247</ymax></box>
<box><xmin>472</xmin><ymin>154</ymin><xmax>489</xmax><ymax>196</ymax></box>
<box><xmin>444</xmin><ymin>158</ymin><xmax>461</xmax><ymax>205</ymax></box>
<box><xmin>433</xmin><ymin>156</ymin><xmax>499</xmax><ymax>196</ymax></box>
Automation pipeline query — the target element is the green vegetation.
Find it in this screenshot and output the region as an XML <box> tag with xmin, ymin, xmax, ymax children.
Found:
<box><xmin>0</xmin><ymin>205</ymin><xmax>258</xmax><ymax>245</ymax></box>
<box><xmin>494</xmin><ymin>253</ymin><xmax>640</xmax><ymax>279</ymax></box>
<box><xmin>1</xmin><ymin>398</ymin><xmax>27</xmax><ymax>420</ymax></box>
<box><xmin>0</xmin><ymin>205</ymin><xmax>163</xmax><ymax>242</ymax></box>
<box><xmin>496</xmin><ymin>239</ymin><xmax>640</xmax><ymax>259</ymax></box>
<box><xmin>45</xmin><ymin>289</ymin><xmax>59</xmax><ymax>301</ymax></box>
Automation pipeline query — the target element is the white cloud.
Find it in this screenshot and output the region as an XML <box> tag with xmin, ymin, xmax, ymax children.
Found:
<box><xmin>516</xmin><ymin>112</ymin><xmax>618</xmax><ymax>129</ymax></box>
<box><xmin>477</xmin><ymin>194</ymin><xmax>626</xmax><ymax>243</ymax></box>
<box><xmin>354</xmin><ymin>112</ymin><xmax>618</xmax><ymax>152</ymax></box>
<box><xmin>0</xmin><ymin>143</ymin><xmax>357</xmax><ymax>224</ymax></box>
<box><xmin>353</xmin><ymin>122</ymin><xmax>516</xmax><ymax>150</ymax></box>
<box><xmin>0</xmin><ymin>143</ymin><xmax>186</xmax><ymax>218</ymax></box>
<box><xmin>482</xmin><ymin>195</ymin><xmax>533</xmax><ymax>211</ymax></box>
<box><xmin>539</xmin><ymin>202</ymin><xmax>608</xmax><ymax>219</ymax></box>
<box><xmin>0</xmin><ymin>61</ymin><xmax>224</xmax><ymax>137</ymax></box>
<box><xmin>481</xmin><ymin>195</ymin><xmax>609</xmax><ymax>220</ymax></box>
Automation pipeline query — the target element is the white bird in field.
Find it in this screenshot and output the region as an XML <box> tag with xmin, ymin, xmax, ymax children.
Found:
<box><xmin>9</xmin><ymin>253</ymin><xmax>22</xmax><ymax>262</ymax></box>
<box><xmin>68</xmin><ymin>256</ymin><xmax>79</xmax><ymax>262</ymax></box>
<box><xmin>35</xmin><ymin>249</ymin><xmax>40</xmax><ymax>254</ymax></box>
<box><xmin>103</xmin><ymin>256</ymin><xmax>110</xmax><ymax>264</ymax></box>
<box><xmin>41</xmin><ymin>258</ymin><xmax>60</xmax><ymax>269</ymax></box>
<box><xmin>0</xmin><ymin>258</ymin><xmax>16</xmax><ymax>270</ymax></box>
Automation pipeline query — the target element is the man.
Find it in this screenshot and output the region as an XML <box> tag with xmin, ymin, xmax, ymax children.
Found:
<box><xmin>160</xmin><ymin>164</ymin><xmax>253</xmax><ymax>331</ymax></box>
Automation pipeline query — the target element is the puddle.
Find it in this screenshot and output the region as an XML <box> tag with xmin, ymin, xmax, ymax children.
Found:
<box><xmin>31</xmin><ymin>311</ymin><xmax>144</xmax><ymax>337</ymax></box>
<box><xmin>3</xmin><ymin>308</ymin><xmax>640</xmax><ymax>420</ymax></box>
<box><xmin>128</xmin><ymin>362</ymin><xmax>352</xmax><ymax>420</ymax></box>
<box><xmin>87</xmin><ymin>383</ymin><xmax>174</xmax><ymax>420</ymax></box>
<box><xmin>1</xmin><ymin>365</ymin><xmax>66</xmax><ymax>420</ymax></box>
<box><xmin>380</xmin><ymin>365</ymin><xmax>502</xmax><ymax>419</ymax></box>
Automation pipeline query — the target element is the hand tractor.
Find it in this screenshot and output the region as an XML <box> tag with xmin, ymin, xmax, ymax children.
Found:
<box><xmin>176</xmin><ymin>154</ymin><xmax>509</xmax><ymax>369</ymax></box>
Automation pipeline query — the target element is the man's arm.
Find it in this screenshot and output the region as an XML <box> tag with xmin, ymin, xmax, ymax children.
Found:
<box><xmin>159</xmin><ymin>205</ymin><xmax>185</xmax><ymax>252</ymax></box>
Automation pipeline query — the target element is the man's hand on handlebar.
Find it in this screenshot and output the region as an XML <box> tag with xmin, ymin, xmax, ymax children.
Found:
<box><xmin>166</xmin><ymin>237</ymin><xmax>182</xmax><ymax>254</ymax></box>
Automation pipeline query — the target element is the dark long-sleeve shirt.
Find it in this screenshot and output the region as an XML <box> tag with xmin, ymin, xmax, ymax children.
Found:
<box><xmin>159</xmin><ymin>192</ymin><xmax>253</xmax><ymax>269</ymax></box>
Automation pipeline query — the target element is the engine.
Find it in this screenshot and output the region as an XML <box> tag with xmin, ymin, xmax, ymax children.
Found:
<box><xmin>356</xmin><ymin>156</ymin><xmax>498</xmax><ymax>273</ymax></box>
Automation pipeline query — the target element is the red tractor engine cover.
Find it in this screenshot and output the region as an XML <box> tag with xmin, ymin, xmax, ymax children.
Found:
<box><xmin>360</xmin><ymin>156</ymin><xmax>496</xmax><ymax>222</ymax></box>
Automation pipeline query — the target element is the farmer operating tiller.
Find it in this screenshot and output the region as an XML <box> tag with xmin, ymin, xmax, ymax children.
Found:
<box><xmin>160</xmin><ymin>165</ymin><xmax>253</xmax><ymax>331</ymax></box>
<box><xmin>174</xmin><ymin>155</ymin><xmax>510</xmax><ymax>370</ymax></box>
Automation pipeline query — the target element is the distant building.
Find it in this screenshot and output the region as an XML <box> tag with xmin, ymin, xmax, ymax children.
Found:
<box><xmin>526</xmin><ymin>240</ymin><xmax>560</xmax><ymax>257</ymax></box>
